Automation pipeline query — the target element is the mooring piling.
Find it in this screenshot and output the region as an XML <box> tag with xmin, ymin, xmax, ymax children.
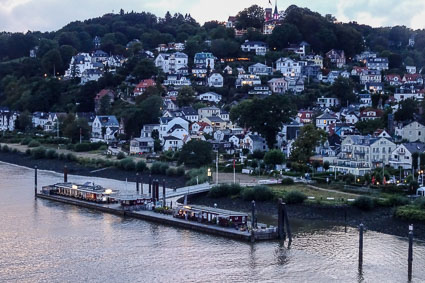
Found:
<box><xmin>344</xmin><ymin>207</ymin><xmax>347</xmax><ymax>233</ymax></box>
<box><xmin>282</xmin><ymin>202</ymin><xmax>292</xmax><ymax>244</ymax></box>
<box><xmin>277</xmin><ymin>198</ymin><xmax>285</xmax><ymax>241</ymax></box>
<box><xmin>359</xmin><ymin>223</ymin><xmax>364</xmax><ymax>267</ymax></box>
<box><xmin>149</xmin><ymin>175</ymin><xmax>152</xmax><ymax>197</ymax></box>
<box><xmin>64</xmin><ymin>165</ymin><xmax>68</xmax><ymax>183</ymax></box>
<box><xmin>162</xmin><ymin>179</ymin><xmax>166</xmax><ymax>206</ymax></box>
<box><xmin>136</xmin><ymin>173</ymin><xmax>139</xmax><ymax>193</ymax></box>
<box><xmin>34</xmin><ymin>166</ymin><xmax>38</xmax><ymax>197</ymax></box>
<box><xmin>408</xmin><ymin>224</ymin><xmax>413</xmax><ymax>281</ymax></box>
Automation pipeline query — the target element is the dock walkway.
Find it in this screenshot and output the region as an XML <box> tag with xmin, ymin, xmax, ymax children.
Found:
<box><xmin>36</xmin><ymin>194</ymin><xmax>276</xmax><ymax>242</ymax></box>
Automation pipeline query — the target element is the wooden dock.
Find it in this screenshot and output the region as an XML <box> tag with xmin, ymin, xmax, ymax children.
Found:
<box><xmin>36</xmin><ymin>193</ymin><xmax>277</xmax><ymax>242</ymax></box>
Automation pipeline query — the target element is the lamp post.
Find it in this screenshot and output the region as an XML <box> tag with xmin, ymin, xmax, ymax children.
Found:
<box><xmin>207</xmin><ymin>168</ymin><xmax>212</xmax><ymax>183</ymax></box>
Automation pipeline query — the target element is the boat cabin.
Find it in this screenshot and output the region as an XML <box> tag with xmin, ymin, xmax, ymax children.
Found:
<box><xmin>42</xmin><ymin>182</ymin><xmax>118</xmax><ymax>203</ymax></box>
<box><xmin>120</xmin><ymin>195</ymin><xmax>152</xmax><ymax>210</ymax></box>
<box><xmin>174</xmin><ymin>205</ymin><xmax>248</xmax><ymax>226</ymax></box>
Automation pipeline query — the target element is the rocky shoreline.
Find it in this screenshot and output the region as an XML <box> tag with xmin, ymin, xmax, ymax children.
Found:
<box><xmin>188</xmin><ymin>194</ymin><xmax>425</xmax><ymax>240</ymax></box>
<box><xmin>0</xmin><ymin>151</ymin><xmax>186</xmax><ymax>188</ymax></box>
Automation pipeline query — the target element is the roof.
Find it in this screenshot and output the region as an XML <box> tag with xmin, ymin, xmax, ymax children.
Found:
<box><xmin>163</xmin><ymin>136</ymin><xmax>181</xmax><ymax>141</ymax></box>
<box><xmin>249</xmin><ymin>63</ymin><xmax>270</xmax><ymax>69</ymax></box>
<box><xmin>317</xmin><ymin>112</ymin><xmax>337</xmax><ymax>119</ymax></box>
<box><xmin>181</xmin><ymin>106</ymin><xmax>197</xmax><ymax>116</ymax></box>
<box><xmin>248</xmin><ymin>135</ymin><xmax>265</xmax><ymax>142</ymax></box>
<box><xmin>96</xmin><ymin>115</ymin><xmax>119</xmax><ymax>127</ymax></box>
<box><xmin>135</xmin><ymin>79</ymin><xmax>156</xmax><ymax>89</ymax></box>
<box><xmin>206</xmin><ymin>116</ymin><xmax>224</xmax><ymax>123</ymax></box>
<box><xmin>95</xmin><ymin>89</ymin><xmax>115</xmax><ymax>100</ymax></box>
<box><xmin>403</xmin><ymin>143</ymin><xmax>425</xmax><ymax>154</ymax></box>
<box><xmin>194</xmin><ymin>52</ymin><xmax>215</xmax><ymax>60</ymax></box>
<box><xmin>242</xmin><ymin>41</ymin><xmax>268</xmax><ymax>47</ymax></box>
<box><xmin>182</xmin><ymin>204</ymin><xmax>248</xmax><ymax>217</ymax></box>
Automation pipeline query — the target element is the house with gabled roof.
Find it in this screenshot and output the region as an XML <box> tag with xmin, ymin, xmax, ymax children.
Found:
<box><xmin>133</xmin><ymin>79</ymin><xmax>156</xmax><ymax>96</ymax></box>
<box><xmin>91</xmin><ymin>115</ymin><xmax>120</xmax><ymax>143</ymax></box>
<box><xmin>390</xmin><ymin>142</ymin><xmax>425</xmax><ymax>170</ymax></box>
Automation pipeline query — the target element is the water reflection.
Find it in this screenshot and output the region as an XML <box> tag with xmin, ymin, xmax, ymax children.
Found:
<box><xmin>1</xmin><ymin>162</ymin><xmax>425</xmax><ymax>282</ymax></box>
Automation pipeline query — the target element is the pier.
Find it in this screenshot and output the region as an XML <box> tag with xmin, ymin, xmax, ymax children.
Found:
<box><xmin>36</xmin><ymin>193</ymin><xmax>277</xmax><ymax>241</ymax></box>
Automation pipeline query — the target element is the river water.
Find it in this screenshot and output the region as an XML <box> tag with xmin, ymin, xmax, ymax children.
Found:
<box><xmin>0</xmin><ymin>161</ymin><xmax>424</xmax><ymax>283</ymax></box>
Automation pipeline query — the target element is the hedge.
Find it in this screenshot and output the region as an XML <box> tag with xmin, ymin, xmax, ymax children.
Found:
<box><xmin>241</xmin><ymin>185</ymin><xmax>274</xmax><ymax>201</ymax></box>
<box><xmin>353</xmin><ymin>196</ymin><xmax>375</xmax><ymax>211</ymax></box>
<box><xmin>284</xmin><ymin>190</ymin><xmax>307</xmax><ymax>204</ymax></box>
<box><xmin>31</xmin><ymin>147</ymin><xmax>46</xmax><ymax>159</ymax></box>
<box><xmin>28</xmin><ymin>140</ymin><xmax>41</xmax><ymax>148</ymax></box>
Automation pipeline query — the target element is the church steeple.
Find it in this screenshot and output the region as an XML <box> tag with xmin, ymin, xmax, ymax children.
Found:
<box><xmin>273</xmin><ymin>0</ymin><xmax>279</xmax><ymax>20</ymax></box>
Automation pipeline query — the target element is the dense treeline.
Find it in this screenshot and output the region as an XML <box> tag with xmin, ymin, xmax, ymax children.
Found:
<box><xmin>0</xmin><ymin>5</ymin><xmax>424</xmax><ymax>125</ymax></box>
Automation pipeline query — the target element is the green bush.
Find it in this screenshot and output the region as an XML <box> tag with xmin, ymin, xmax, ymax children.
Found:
<box><xmin>46</xmin><ymin>149</ymin><xmax>58</xmax><ymax>159</ymax></box>
<box><xmin>59</xmin><ymin>153</ymin><xmax>66</xmax><ymax>160</ymax></box>
<box><xmin>2</xmin><ymin>145</ymin><xmax>10</xmax><ymax>152</ymax></box>
<box><xmin>66</xmin><ymin>153</ymin><xmax>78</xmax><ymax>162</ymax></box>
<box><xmin>21</xmin><ymin>137</ymin><xmax>32</xmax><ymax>145</ymax></box>
<box><xmin>116</xmin><ymin>152</ymin><xmax>126</xmax><ymax>160</ymax></box>
<box><xmin>119</xmin><ymin>158</ymin><xmax>136</xmax><ymax>171</ymax></box>
<box><xmin>31</xmin><ymin>147</ymin><xmax>46</xmax><ymax>159</ymax></box>
<box><xmin>166</xmin><ymin>167</ymin><xmax>177</xmax><ymax>176</ymax></box>
<box><xmin>281</xmin><ymin>178</ymin><xmax>295</xmax><ymax>186</ymax></box>
<box><xmin>414</xmin><ymin>198</ymin><xmax>425</xmax><ymax>209</ymax></box>
<box><xmin>241</xmin><ymin>185</ymin><xmax>274</xmax><ymax>201</ymax></box>
<box><xmin>151</xmin><ymin>162</ymin><xmax>169</xmax><ymax>175</ymax></box>
<box><xmin>99</xmin><ymin>145</ymin><xmax>107</xmax><ymax>151</ymax></box>
<box><xmin>395</xmin><ymin>205</ymin><xmax>425</xmax><ymax>222</ymax></box>
<box><xmin>28</xmin><ymin>140</ymin><xmax>41</xmax><ymax>148</ymax></box>
<box><xmin>208</xmin><ymin>184</ymin><xmax>242</xmax><ymax>198</ymax></box>
<box><xmin>284</xmin><ymin>190</ymin><xmax>307</xmax><ymax>204</ymax></box>
<box><xmin>136</xmin><ymin>160</ymin><xmax>147</xmax><ymax>172</ymax></box>
<box><xmin>74</xmin><ymin>143</ymin><xmax>92</xmax><ymax>152</ymax></box>
<box><xmin>353</xmin><ymin>196</ymin><xmax>375</xmax><ymax>211</ymax></box>
<box><xmin>12</xmin><ymin>148</ymin><xmax>18</xmax><ymax>153</ymax></box>
<box><xmin>25</xmin><ymin>148</ymin><xmax>31</xmax><ymax>155</ymax></box>
<box><xmin>176</xmin><ymin>166</ymin><xmax>185</xmax><ymax>176</ymax></box>
<box><xmin>387</xmin><ymin>195</ymin><xmax>410</xmax><ymax>206</ymax></box>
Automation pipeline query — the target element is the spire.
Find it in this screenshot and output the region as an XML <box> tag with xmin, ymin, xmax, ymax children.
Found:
<box><xmin>273</xmin><ymin>0</ymin><xmax>279</xmax><ymax>19</ymax></box>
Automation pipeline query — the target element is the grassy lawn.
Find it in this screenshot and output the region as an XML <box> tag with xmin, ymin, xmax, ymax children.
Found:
<box><xmin>271</xmin><ymin>184</ymin><xmax>358</xmax><ymax>205</ymax></box>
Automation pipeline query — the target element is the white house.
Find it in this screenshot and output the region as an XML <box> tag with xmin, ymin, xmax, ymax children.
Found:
<box><xmin>32</xmin><ymin>112</ymin><xmax>49</xmax><ymax>128</ymax></box>
<box><xmin>366</xmin><ymin>57</ymin><xmax>389</xmax><ymax>71</ymax></box>
<box><xmin>91</xmin><ymin>115</ymin><xmax>120</xmax><ymax>143</ymax></box>
<box><xmin>163</xmin><ymin>75</ymin><xmax>191</xmax><ymax>86</ymax></box>
<box><xmin>317</xmin><ymin>97</ymin><xmax>340</xmax><ymax>108</ymax></box>
<box><xmin>181</xmin><ymin>107</ymin><xmax>199</xmax><ymax>123</ymax></box>
<box><xmin>316</xmin><ymin>112</ymin><xmax>337</xmax><ymax>131</ymax></box>
<box><xmin>162</xmin><ymin>136</ymin><xmax>184</xmax><ymax>151</ymax></box>
<box><xmin>398</xmin><ymin>121</ymin><xmax>425</xmax><ymax>143</ymax></box>
<box><xmin>243</xmin><ymin>135</ymin><xmax>268</xmax><ymax>153</ymax></box>
<box><xmin>194</xmin><ymin>52</ymin><xmax>215</xmax><ymax>70</ymax></box>
<box><xmin>236</xmin><ymin>74</ymin><xmax>261</xmax><ymax>87</ymax></box>
<box><xmin>268</xmin><ymin>78</ymin><xmax>288</xmax><ymax>94</ymax></box>
<box><xmin>276</xmin><ymin>58</ymin><xmax>302</xmax><ymax>78</ymax></box>
<box><xmin>0</xmin><ymin>108</ymin><xmax>18</xmax><ymax>132</ymax></box>
<box><xmin>198</xmin><ymin>92</ymin><xmax>222</xmax><ymax>103</ymax></box>
<box><xmin>248</xmin><ymin>63</ymin><xmax>272</xmax><ymax>76</ymax></box>
<box><xmin>241</xmin><ymin>41</ymin><xmax>269</xmax><ymax>56</ymax></box>
<box><xmin>159</xmin><ymin>117</ymin><xmax>189</xmax><ymax>142</ymax></box>
<box><xmin>190</xmin><ymin>121</ymin><xmax>213</xmax><ymax>135</ymax></box>
<box><xmin>130</xmin><ymin>137</ymin><xmax>155</xmax><ymax>154</ymax></box>
<box><xmin>198</xmin><ymin>106</ymin><xmax>221</xmax><ymax>120</ymax></box>
<box><xmin>406</xmin><ymin>66</ymin><xmax>417</xmax><ymax>74</ymax></box>
<box><xmin>208</xmin><ymin>73</ymin><xmax>224</xmax><ymax>87</ymax></box>
<box><xmin>390</xmin><ymin>143</ymin><xmax>425</xmax><ymax>170</ymax></box>
<box><xmin>155</xmin><ymin>52</ymin><xmax>188</xmax><ymax>74</ymax></box>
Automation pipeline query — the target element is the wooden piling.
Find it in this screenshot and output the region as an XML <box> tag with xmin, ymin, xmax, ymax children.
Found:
<box><xmin>408</xmin><ymin>225</ymin><xmax>413</xmax><ymax>281</ymax></box>
<box><xmin>359</xmin><ymin>223</ymin><xmax>364</xmax><ymax>267</ymax></box>
<box><xmin>34</xmin><ymin>166</ymin><xmax>38</xmax><ymax>197</ymax></box>
<box><xmin>251</xmin><ymin>200</ymin><xmax>256</xmax><ymax>229</ymax></box>
<box><xmin>149</xmin><ymin>175</ymin><xmax>152</xmax><ymax>196</ymax></box>
<box><xmin>283</xmin><ymin>202</ymin><xmax>291</xmax><ymax>243</ymax></box>
<box><xmin>277</xmin><ymin>198</ymin><xmax>285</xmax><ymax>240</ymax></box>
<box><xmin>64</xmin><ymin>165</ymin><xmax>68</xmax><ymax>183</ymax></box>
<box><xmin>162</xmin><ymin>179</ymin><xmax>166</xmax><ymax>206</ymax></box>
<box><xmin>136</xmin><ymin>173</ymin><xmax>139</xmax><ymax>193</ymax></box>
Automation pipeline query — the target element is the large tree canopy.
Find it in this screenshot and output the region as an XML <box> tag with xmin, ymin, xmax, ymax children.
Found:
<box><xmin>230</xmin><ymin>95</ymin><xmax>295</xmax><ymax>148</ymax></box>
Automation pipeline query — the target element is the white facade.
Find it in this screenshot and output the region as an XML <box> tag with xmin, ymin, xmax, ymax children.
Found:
<box><xmin>276</xmin><ymin>58</ymin><xmax>302</xmax><ymax>78</ymax></box>
<box><xmin>208</xmin><ymin>73</ymin><xmax>224</xmax><ymax>87</ymax></box>
<box><xmin>155</xmin><ymin>52</ymin><xmax>188</xmax><ymax>74</ymax></box>
<box><xmin>198</xmin><ymin>92</ymin><xmax>222</xmax><ymax>103</ymax></box>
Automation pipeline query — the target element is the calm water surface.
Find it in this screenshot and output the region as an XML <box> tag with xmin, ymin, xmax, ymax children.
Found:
<box><xmin>0</xmin><ymin>162</ymin><xmax>424</xmax><ymax>283</ymax></box>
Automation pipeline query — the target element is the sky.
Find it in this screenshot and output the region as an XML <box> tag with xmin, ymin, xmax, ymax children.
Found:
<box><xmin>0</xmin><ymin>0</ymin><xmax>425</xmax><ymax>32</ymax></box>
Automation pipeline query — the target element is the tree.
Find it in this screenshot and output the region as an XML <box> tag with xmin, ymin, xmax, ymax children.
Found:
<box><xmin>323</xmin><ymin>161</ymin><xmax>330</xmax><ymax>171</ymax></box>
<box><xmin>15</xmin><ymin>110</ymin><xmax>32</xmax><ymax>131</ymax></box>
<box><xmin>211</xmin><ymin>39</ymin><xmax>240</xmax><ymax>58</ymax></box>
<box><xmin>355</xmin><ymin>119</ymin><xmax>384</xmax><ymax>135</ymax></box>
<box><xmin>264</xmin><ymin>149</ymin><xmax>285</xmax><ymax>168</ymax></box>
<box><xmin>330</xmin><ymin>77</ymin><xmax>356</xmax><ymax>105</ymax></box>
<box><xmin>235</xmin><ymin>5</ymin><xmax>265</xmax><ymax>30</ymax></box>
<box><xmin>230</xmin><ymin>95</ymin><xmax>295</xmax><ymax>148</ymax></box>
<box><xmin>412</xmin><ymin>152</ymin><xmax>419</xmax><ymax>176</ymax></box>
<box><xmin>178</xmin><ymin>140</ymin><xmax>213</xmax><ymax>167</ymax></box>
<box><xmin>394</xmin><ymin>98</ymin><xmax>417</xmax><ymax>122</ymax></box>
<box><xmin>290</xmin><ymin>124</ymin><xmax>327</xmax><ymax>165</ymax></box>
<box><xmin>62</xmin><ymin>114</ymin><xmax>90</xmax><ymax>143</ymax></box>
<box><xmin>133</xmin><ymin>59</ymin><xmax>158</xmax><ymax>80</ymax></box>
<box><xmin>41</xmin><ymin>49</ymin><xmax>63</xmax><ymax>74</ymax></box>
<box><xmin>268</xmin><ymin>23</ymin><xmax>302</xmax><ymax>51</ymax></box>
<box><xmin>98</xmin><ymin>95</ymin><xmax>112</xmax><ymax>115</ymax></box>
<box><xmin>176</xmin><ymin>86</ymin><xmax>196</xmax><ymax>107</ymax></box>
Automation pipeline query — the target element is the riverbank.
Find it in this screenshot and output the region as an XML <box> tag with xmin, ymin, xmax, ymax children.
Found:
<box><xmin>0</xmin><ymin>151</ymin><xmax>186</xmax><ymax>188</ymax></box>
<box><xmin>189</xmin><ymin>194</ymin><xmax>425</xmax><ymax>240</ymax></box>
